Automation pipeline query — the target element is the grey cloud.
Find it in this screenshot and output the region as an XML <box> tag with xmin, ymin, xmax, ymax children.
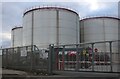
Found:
<box><xmin>2</xmin><ymin>2</ymin><xmax>118</xmax><ymax>47</ymax></box>
<box><xmin>1</xmin><ymin>40</ymin><xmax>11</xmax><ymax>48</ymax></box>
<box><xmin>87</xmin><ymin>2</ymin><xmax>118</xmax><ymax>17</ymax></box>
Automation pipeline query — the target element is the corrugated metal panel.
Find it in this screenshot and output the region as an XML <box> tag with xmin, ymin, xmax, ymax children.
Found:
<box><xmin>80</xmin><ymin>17</ymin><xmax>119</xmax><ymax>72</ymax></box>
<box><xmin>33</xmin><ymin>10</ymin><xmax>57</xmax><ymax>48</ymax></box>
<box><xmin>59</xmin><ymin>10</ymin><xmax>78</xmax><ymax>45</ymax></box>
<box><xmin>23</xmin><ymin>12</ymin><xmax>32</xmax><ymax>46</ymax></box>
<box><xmin>80</xmin><ymin>17</ymin><xmax>119</xmax><ymax>52</ymax></box>
<box><xmin>23</xmin><ymin>7</ymin><xmax>79</xmax><ymax>49</ymax></box>
<box><xmin>11</xmin><ymin>27</ymin><xmax>23</xmax><ymax>47</ymax></box>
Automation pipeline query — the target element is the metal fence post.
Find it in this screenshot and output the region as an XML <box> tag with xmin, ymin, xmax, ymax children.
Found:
<box><xmin>109</xmin><ymin>41</ymin><xmax>113</xmax><ymax>72</ymax></box>
<box><xmin>62</xmin><ymin>46</ymin><xmax>65</xmax><ymax>70</ymax></box>
<box><xmin>76</xmin><ymin>45</ymin><xmax>79</xmax><ymax>71</ymax></box>
<box><xmin>91</xmin><ymin>43</ymin><xmax>95</xmax><ymax>71</ymax></box>
<box><xmin>30</xmin><ymin>45</ymin><xmax>34</xmax><ymax>71</ymax></box>
<box><xmin>48</xmin><ymin>44</ymin><xmax>54</xmax><ymax>75</ymax></box>
<box><xmin>17</xmin><ymin>47</ymin><xmax>20</xmax><ymax>68</ymax></box>
<box><xmin>52</xmin><ymin>44</ymin><xmax>55</xmax><ymax>71</ymax></box>
<box><xmin>56</xmin><ymin>47</ymin><xmax>59</xmax><ymax>70</ymax></box>
<box><xmin>6</xmin><ymin>49</ymin><xmax>8</xmax><ymax>68</ymax></box>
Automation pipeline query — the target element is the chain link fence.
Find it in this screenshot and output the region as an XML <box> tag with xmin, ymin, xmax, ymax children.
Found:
<box><xmin>1</xmin><ymin>45</ymin><xmax>48</xmax><ymax>72</ymax></box>
<box><xmin>1</xmin><ymin>41</ymin><xmax>120</xmax><ymax>74</ymax></box>
<box><xmin>49</xmin><ymin>40</ymin><xmax>120</xmax><ymax>73</ymax></box>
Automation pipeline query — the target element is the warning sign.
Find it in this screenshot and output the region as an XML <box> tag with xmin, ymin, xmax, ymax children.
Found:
<box><xmin>21</xmin><ymin>48</ymin><xmax>27</xmax><ymax>56</ymax></box>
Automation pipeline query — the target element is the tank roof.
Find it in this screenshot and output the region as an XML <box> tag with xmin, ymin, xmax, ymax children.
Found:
<box><xmin>12</xmin><ymin>27</ymin><xmax>23</xmax><ymax>30</ymax></box>
<box><xmin>80</xmin><ymin>16</ymin><xmax>120</xmax><ymax>21</ymax></box>
<box><xmin>23</xmin><ymin>7</ymin><xmax>78</xmax><ymax>16</ymax></box>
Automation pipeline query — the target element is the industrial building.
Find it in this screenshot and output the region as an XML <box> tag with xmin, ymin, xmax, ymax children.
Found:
<box><xmin>2</xmin><ymin>6</ymin><xmax>120</xmax><ymax>74</ymax></box>
<box><xmin>11</xmin><ymin>7</ymin><xmax>120</xmax><ymax>50</ymax></box>
<box><xmin>12</xmin><ymin>7</ymin><xmax>80</xmax><ymax>49</ymax></box>
<box><xmin>80</xmin><ymin>17</ymin><xmax>120</xmax><ymax>72</ymax></box>
<box><xmin>11</xmin><ymin>27</ymin><xmax>23</xmax><ymax>47</ymax></box>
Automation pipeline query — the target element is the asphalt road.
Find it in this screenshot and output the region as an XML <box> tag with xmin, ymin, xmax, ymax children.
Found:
<box><xmin>1</xmin><ymin>68</ymin><xmax>120</xmax><ymax>79</ymax></box>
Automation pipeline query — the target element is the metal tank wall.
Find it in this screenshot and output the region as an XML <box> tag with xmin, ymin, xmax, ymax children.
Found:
<box><xmin>23</xmin><ymin>7</ymin><xmax>79</xmax><ymax>49</ymax></box>
<box><xmin>80</xmin><ymin>17</ymin><xmax>120</xmax><ymax>72</ymax></box>
<box><xmin>11</xmin><ymin>27</ymin><xmax>23</xmax><ymax>47</ymax></box>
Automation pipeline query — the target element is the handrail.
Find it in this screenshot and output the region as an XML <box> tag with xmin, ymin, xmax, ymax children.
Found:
<box><xmin>54</xmin><ymin>40</ymin><xmax>120</xmax><ymax>47</ymax></box>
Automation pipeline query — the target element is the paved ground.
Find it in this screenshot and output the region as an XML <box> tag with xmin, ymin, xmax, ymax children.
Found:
<box><xmin>1</xmin><ymin>68</ymin><xmax>28</xmax><ymax>79</ymax></box>
<box><xmin>2</xmin><ymin>68</ymin><xmax>27</xmax><ymax>75</ymax></box>
<box><xmin>1</xmin><ymin>68</ymin><xmax>120</xmax><ymax>79</ymax></box>
<box><xmin>54</xmin><ymin>71</ymin><xmax>120</xmax><ymax>77</ymax></box>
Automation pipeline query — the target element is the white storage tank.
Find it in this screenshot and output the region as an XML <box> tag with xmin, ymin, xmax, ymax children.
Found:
<box><xmin>23</xmin><ymin>7</ymin><xmax>79</xmax><ymax>49</ymax></box>
<box><xmin>11</xmin><ymin>27</ymin><xmax>23</xmax><ymax>47</ymax></box>
<box><xmin>80</xmin><ymin>16</ymin><xmax>120</xmax><ymax>72</ymax></box>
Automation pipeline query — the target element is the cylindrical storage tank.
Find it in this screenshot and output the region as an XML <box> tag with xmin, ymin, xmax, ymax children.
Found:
<box><xmin>80</xmin><ymin>16</ymin><xmax>120</xmax><ymax>72</ymax></box>
<box><xmin>11</xmin><ymin>27</ymin><xmax>23</xmax><ymax>47</ymax></box>
<box><xmin>23</xmin><ymin>7</ymin><xmax>79</xmax><ymax>49</ymax></box>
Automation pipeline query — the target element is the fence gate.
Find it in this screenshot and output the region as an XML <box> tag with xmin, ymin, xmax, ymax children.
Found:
<box><xmin>49</xmin><ymin>40</ymin><xmax>120</xmax><ymax>73</ymax></box>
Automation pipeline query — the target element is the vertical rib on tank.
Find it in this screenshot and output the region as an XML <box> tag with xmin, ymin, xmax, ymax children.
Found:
<box><xmin>80</xmin><ymin>16</ymin><xmax>120</xmax><ymax>72</ymax></box>
<box><xmin>11</xmin><ymin>27</ymin><xmax>23</xmax><ymax>47</ymax></box>
<box><xmin>23</xmin><ymin>7</ymin><xmax>79</xmax><ymax>49</ymax></box>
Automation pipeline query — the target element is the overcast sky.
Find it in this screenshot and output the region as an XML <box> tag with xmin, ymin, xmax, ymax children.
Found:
<box><xmin>0</xmin><ymin>0</ymin><xmax>120</xmax><ymax>48</ymax></box>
